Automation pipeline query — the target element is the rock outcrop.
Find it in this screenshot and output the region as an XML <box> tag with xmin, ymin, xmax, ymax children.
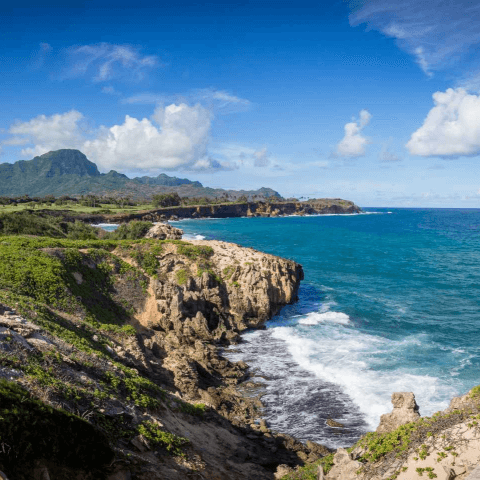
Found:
<box><xmin>326</xmin><ymin>448</ymin><xmax>363</xmax><ymax>480</ymax></box>
<box><xmin>144</xmin><ymin>222</ymin><xmax>183</xmax><ymax>240</ymax></box>
<box><xmin>0</xmin><ymin>236</ymin><xmax>315</xmax><ymax>480</ymax></box>
<box><xmin>319</xmin><ymin>389</ymin><xmax>480</xmax><ymax>480</ymax></box>
<box><xmin>376</xmin><ymin>392</ymin><xmax>420</xmax><ymax>434</ymax></box>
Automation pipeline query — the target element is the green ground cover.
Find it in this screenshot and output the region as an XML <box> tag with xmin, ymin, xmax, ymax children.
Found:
<box><xmin>0</xmin><ymin>202</ymin><xmax>154</xmax><ymax>214</ymax></box>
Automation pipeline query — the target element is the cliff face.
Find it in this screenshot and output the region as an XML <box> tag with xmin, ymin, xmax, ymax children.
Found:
<box><xmin>116</xmin><ymin>199</ymin><xmax>361</xmax><ymax>222</ymax></box>
<box><xmin>0</xmin><ymin>235</ymin><xmax>320</xmax><ymax>480</ymax></box>
<box><xmin>125</xmin><ymin>240</ymin><xmax>303</xmax><ymax>403</ymax></box>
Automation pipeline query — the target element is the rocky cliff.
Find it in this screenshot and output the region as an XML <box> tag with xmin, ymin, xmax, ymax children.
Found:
<box><xmin>0</xmin><ymin>234</ymin><xmax>331</xmax><ymax>480</ymax></box>
<box><xmin>282</xmin><ymin>389</ymin><xmax>480</xmax><ymax>480</ymax></box>
<box><xmin>109</xmin><ymin>198</ymin><xmax>361</xmax><ymax>223</ymax></box>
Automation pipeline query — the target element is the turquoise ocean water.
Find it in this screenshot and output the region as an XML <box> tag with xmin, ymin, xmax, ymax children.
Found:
<box><xmin>175</xmin><ymin>208</ymin><xmax>480</xmax><ymax>447</ymax></box>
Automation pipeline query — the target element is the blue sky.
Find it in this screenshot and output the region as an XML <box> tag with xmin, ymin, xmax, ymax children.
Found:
<box><xmin>2</xmin><ymin>0</ymin><xmax>480</xmax><ymax>206</ymax></box>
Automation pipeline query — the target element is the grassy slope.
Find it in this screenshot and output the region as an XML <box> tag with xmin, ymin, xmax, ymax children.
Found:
<box><xmin>0</xmin><ymin>235</ymin><xmax>208</xmax><ymax>479</ymax></box>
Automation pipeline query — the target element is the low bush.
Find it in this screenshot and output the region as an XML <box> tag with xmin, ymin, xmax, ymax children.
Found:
<box><xmin>107</xmin><ymin>220</ymin><xmax>153</xmax><ymax>240</ymax></box>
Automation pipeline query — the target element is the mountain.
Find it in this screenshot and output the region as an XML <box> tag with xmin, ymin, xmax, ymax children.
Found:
<box><xmin>134</xmin><ymin>173</ymin><xmax>203</xmax><ymax>188</ymax></box>
<box><xmin>0</xmin><ymin>149</ymin><xmax>281</xmax><ymax>200</ymax></box>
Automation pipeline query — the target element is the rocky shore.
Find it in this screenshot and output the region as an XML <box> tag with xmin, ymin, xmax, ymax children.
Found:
<box><xmin>0</xmin><ymin>231</ymin><xmax>334</xmax><ymax>480</ymax></box>
<box><xmin>2</xmin><ymin>219</ymin><xmax>479</xmax><ymax>480</ymax></box>
<box><xmin>37</xmin><ymin>198</ymin><xmax>361</xmax><ymax>225</ymax></box>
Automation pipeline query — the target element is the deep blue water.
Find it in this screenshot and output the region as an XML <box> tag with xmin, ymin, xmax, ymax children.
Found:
<box><xmin>175</xmin><ymin>209</ymin><xmax>480</xmax><ymax>447</ymax></box>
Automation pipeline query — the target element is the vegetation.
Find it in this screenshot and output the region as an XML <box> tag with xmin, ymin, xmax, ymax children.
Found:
<box><xmin>177</xmin><ymin>243</ymin><xmax>214</xmax><ymax>260</ymax></box>
<box><xmin>0</xmin><ymin>379</ymin><xmax>113</xmax><ymax>479</ymax></box>
<box><xmin>107</xmin><ymin>220</ymin><xmax>153</xmax><ymax>240</ymax></box>
<box><xmin>0</xmin><ymin>211</ymin><xmax>100</xmax><ymax>238</ymax></box>
<box><xmin>176</xmin><ymin>268</ymin><xmax>189</xmax><ymax>285</ymax></box>
<box><xmin>280</xmin><ymin>454</ymin><xmax>334</xmax><ymax>479</ymax></box>
<box><xmin>137</xmin><ymin>420</ymin><xmax>190</xmax><ymax>456</ymax></box>
<box><xmin>0</xmin><ymin>148</ymin><xmax>281</xmax><ymax>200</ymax></box>
<box><xmin>152</xmin><ymin>192</ymin><xmax>181</xmax><ymax>207</ymax></box>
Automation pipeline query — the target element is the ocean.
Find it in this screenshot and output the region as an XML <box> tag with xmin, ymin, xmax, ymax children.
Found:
<box><xmin>175</xmin><ymin>208</ymin><xmax>480</xmax><ymax>448</ymax></box>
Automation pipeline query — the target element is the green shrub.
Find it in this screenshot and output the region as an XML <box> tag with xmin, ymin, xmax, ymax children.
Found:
<box><xmin>108</xmin><ymin>221</ymin><xmax>153</xmax><ymax>240</ymax></box>
<box><xmin>152</xmin><ymin>193</ymin><xmax>181</xmax><ymax>207</ymax></box>
<box><xmin>176</xmin><ymin>269</ymin><xmax>188</xmax><ymax>285</ymax></box>
<box><xmin>281</xmin><ymin>455</ymin><xmax>334</xmax><ymax>479</ymax></box>
<box><xmin>177</xmin><ymin>244</ymin><xmax>213</xmax><ymax>260</ymax></box>
<box><xmin>0</xmin><ymin>211</ymin><xmax>100</xmax><ymax>239</ymax></box>
<box><xmin>137</xmin><ymin>421</ymin><xmax>189</xmax><ymax>456</ymax></box>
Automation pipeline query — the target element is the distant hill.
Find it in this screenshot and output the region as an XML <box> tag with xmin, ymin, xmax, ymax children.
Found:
<box><xmin>0</xmin><ymin>149</ymin><xmax>282</xmax><ymax>200</ymax></box>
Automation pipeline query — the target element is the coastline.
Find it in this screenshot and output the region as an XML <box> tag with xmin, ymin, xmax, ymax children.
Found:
<box><xmin>0</xmin><ymin>232</ymin><xmax>334</xmax><ymax>480</ymax></box>
<box><xmin>28</xmin><ymin>198</ymin><xmax>362</xmax><ymax>225</ymax></box>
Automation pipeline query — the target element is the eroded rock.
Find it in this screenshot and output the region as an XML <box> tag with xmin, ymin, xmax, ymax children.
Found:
<box><xmin>376</xmin><ymin>392</ymin><xmax>420</xmax><ymax>434</ymax></box>
<box><xmin>326</xmin><ymin>448</ymin><xmax>362</xmax><ymax>480</ymax></box>
<box><xmin>144</xmin><ymin>223</ymin><xmax>183</xmax><ymax>240</ymax></box>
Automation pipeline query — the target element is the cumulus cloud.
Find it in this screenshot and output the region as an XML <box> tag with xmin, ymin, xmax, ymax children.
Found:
<box><xmin>348</xmin><ymin>0</ymin><xmax>480</xmax><ymax>79</ymax></box>
<box><xmin>335</xmin><ymin>109</ymin><xmax>372</xmax><ymax>157</ymax></box>
<box><xmin>3</xmin><ymin>104</ymin><xmax>219</xmax><ymax>172</ymax></box>
<box><xmin>63</xmin><ymin>43</ymin><xmax>159</xmax><ymax>82</ymax></box>
<box><xmin>406</xmin><ymin>88</ymin><xmax>480</xmax><ymax>157</ymax></box>
<box><xmin>8</xmin><ymin>110</ymin><xmax>87</xmax><ymax>157</ymax></box>
<box><xmin>253</xmin><ymin>147</ymin><xmax>270</xmax><ymax>167</ymax></box>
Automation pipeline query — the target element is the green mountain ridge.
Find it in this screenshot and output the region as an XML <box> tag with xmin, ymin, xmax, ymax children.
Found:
<box><xmin>0</xmin><ymin>149</ymin><xmax>281</xmax><ymax>199</ymax></box>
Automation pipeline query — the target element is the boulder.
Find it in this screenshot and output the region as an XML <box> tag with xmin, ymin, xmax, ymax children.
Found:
<box><xmin>144</xmin><ymin>223</ymin><xmax>183</xmax><ymax>240</ymax></box>
<box><xmin>376</xmin><ymin>392</ymin><xmax>420</xmax><ymax>434</ymax></box>
<box><xmin>274</xmin><ymin>465</ymin><xmax>294</xmax><ymax>479</ymax></box>
<box><xmin>326</xmin><ymin>448</ymin><xmax>362</xmax><ymax>480</ymax></box>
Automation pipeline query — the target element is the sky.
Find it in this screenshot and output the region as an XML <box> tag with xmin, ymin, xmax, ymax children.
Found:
<box><xmin>2</xmin><ymin>0</ymin><xmax>480</xmax><ymax>206</ymax></box>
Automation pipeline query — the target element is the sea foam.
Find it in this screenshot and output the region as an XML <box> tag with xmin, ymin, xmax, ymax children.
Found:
<box><xmin>298</xmin><ymin>311</ymin><xmax>350</xmax><ymax>325</ymax></box>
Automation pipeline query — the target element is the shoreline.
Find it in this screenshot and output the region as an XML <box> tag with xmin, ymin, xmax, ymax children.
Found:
<box><xmin>28</xmin><ymin>198</ymin><xmax>362</xmax><ymax>225</ymax></box>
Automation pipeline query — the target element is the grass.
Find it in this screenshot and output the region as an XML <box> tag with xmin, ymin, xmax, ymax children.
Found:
<box><xmin>0</xmin><ymin>202</ymin><xmax>154</xmax><ymax>214</ymax></box>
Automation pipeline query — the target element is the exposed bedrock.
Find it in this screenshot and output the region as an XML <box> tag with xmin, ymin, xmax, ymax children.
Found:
<box><xmin>321</xmin><ymin>389</ymin><xmax>480</xmax><ymax>480</ymax></box>
<box><xmin>127</xmin><ymin>239</ymin><xmax>304</xmax><ymax>404</ymax></box>
<box><xmin>68</xmin><ymin>199</ymin><xmax>361</xmax><ymax>224</ymax></box>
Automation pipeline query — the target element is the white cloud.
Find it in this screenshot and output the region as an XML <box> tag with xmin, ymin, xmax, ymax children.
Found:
<box><xmin>253</xmin><ymin>147</ymin><xmax>270</xmax><ymax>167</ymax></box>
<box><xmin>197</xmin><ymin>89</ymin><xmax>251</xmax><ymax>111</ymax></box>
<box><xmin>2</xmin><ymin>136</ymin><xmax>31</xmax><ymax>146</ymax></box>
<box><xmin>122</xmin><ymin>88</ymin><xmax>250</xmax><ymax>113</ymax></box>
<box><xmin>414</xmin><ymin>47</ymin><xmax>432</xmax><ymax>77</ymax></box>
<box><xmin>101</xmin><ymin>86</ymin><xmax>120</xmax><ymax>96</ymax></box>
<box><xmin>406</xmin><ymin>88</ymin><xmax>480</xmax><ymax>157</ymax></box>
<box><xmin>348</xmin><ymin>0</ymin><xmax>480</xmax><ymax>79</ymax></box>
<box><xmin>191</xmin><ymin>157</ymin><xmax>238</xmax><ymax>172</ymax></box>
<box><xmin>3</xmin><ymin>104</ymin><xmax>218</xmax><ymax>172</ymax></box>
<box><xmin>8</xmin><ymin>110</ymin><xmax>86</xmax><ymax>157</ymax></box>
<box><xmin>121</xmin><ymin>93</ymin><xmax>165</xmax><ymax>104</ymax></box>
<box><xmin>335</xmin><ymin>109</ymin><xmax>372</xmax><ymax>157</ymax></box>
<box><xmin>210</xmin><ymin>90</ymin><xmax>247</xmax><ymax>104</ymax></box>
<box><xmin>63</xmin><ymin>43</ymin><xmax>159</xmax><ymax>82</ymax></box>
<box><xmin>378</xmin><ymin>140</ymin><xmax>402</xmax><ymax>162</ymax></box>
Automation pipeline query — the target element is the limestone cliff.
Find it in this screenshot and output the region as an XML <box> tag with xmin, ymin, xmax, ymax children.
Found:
<box><xmin>57</xmin><ymin>198</ymin><xmax>361</xmax><ymax>225</ymax></box>
<box><xmin>0</xmin><ymin>235</ymin><xmax>324</xmax><ymax>480</ymax></box>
